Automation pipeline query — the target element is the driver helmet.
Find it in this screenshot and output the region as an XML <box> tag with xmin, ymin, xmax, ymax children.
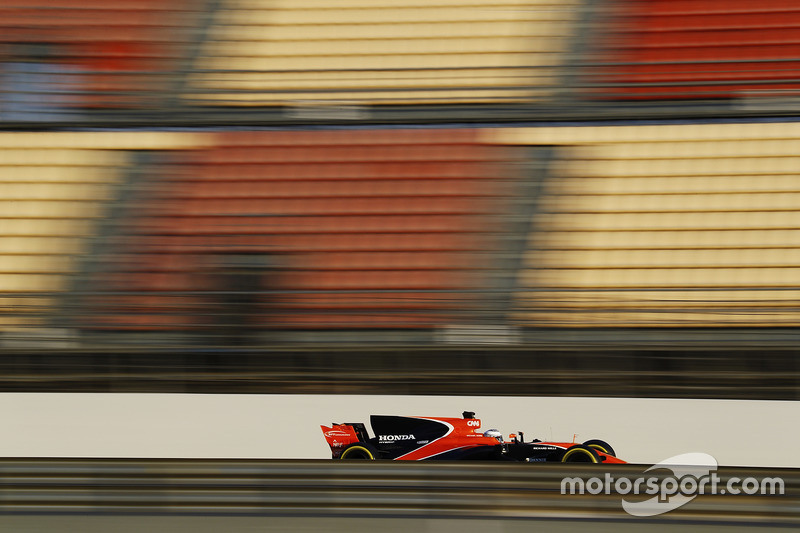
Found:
<box><xmin>483</xmin><ymin>429</ymin><xmax>503</xmax><ymax>442</ymax></box>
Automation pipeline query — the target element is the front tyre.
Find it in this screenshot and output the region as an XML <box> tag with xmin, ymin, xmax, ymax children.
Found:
<box><xmin>339</xmin><ymin>443</ymin><xmax>379</xmax><ymax>460</ymax></box>
<box><xmin>561</xmin><ymin>444</ymin><xmax>600</xmax><ymax>463</ymax></box>
<box><xmin>583</xmin><ymin>439</ymin><xmax>616</xmax><ymax>457</ymax></box>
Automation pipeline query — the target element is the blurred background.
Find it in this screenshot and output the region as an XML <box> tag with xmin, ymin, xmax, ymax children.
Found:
<box><xmin>0</xmin><ymin>0</ymin><xmax>799</xmax><ymax>400</ymax></box>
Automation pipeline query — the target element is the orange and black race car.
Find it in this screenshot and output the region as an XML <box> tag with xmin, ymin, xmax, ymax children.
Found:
<box><xmin>321</xmin><ymin>411</ymin><xmax>625</xmax><ymax>463</ymax></box>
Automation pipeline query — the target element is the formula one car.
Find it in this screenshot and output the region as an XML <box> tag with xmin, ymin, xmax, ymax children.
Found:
<box><xmin>321</xmin><ymin>411</ymin><xmax>625</xmax><ymax>463</ymax></box>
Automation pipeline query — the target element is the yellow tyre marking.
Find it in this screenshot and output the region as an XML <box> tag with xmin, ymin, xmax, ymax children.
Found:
<box><xmin>341</xmin><ymin>445</ymin><xmax>375</xmax><ymax>460</ymax></box>
<box><xmin>562</xmin><ymin>448</ymin><xmax>598</xmax><ymax>463</ymax></box>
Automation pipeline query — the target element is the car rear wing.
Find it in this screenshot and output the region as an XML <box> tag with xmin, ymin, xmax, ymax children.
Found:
<box><xmin>320</xmin><ymin>422</ymin><xmax>369</xmax><ymax>457</ymax></box>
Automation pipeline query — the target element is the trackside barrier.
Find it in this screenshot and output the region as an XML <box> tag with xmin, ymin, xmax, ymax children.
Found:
<box><xmin>0</xmin><ymin>460</ymin><xmax>796</xmax><ymax>525</ymax></box>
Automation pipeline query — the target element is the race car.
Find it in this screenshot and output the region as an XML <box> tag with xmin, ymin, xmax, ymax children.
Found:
<box><xmin>321</xmin><ymin>411</ymin><xmax>625</xmax><ymax>463</ymax></box>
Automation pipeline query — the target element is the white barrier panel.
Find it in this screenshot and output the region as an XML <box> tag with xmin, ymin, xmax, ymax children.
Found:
<box><xmin>0</xmin><ymin>394</ymin><xmax>796</xmax><ymax>467</ymax></box>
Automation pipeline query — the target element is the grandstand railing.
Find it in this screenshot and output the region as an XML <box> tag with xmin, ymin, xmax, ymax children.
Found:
<box><xmin>3</xmin><ymin>286</ymin><xmax>800</xmax><ymax>349</ymax></box>
<box><xmin>7</xmin><ymin>68</ymin><xmax>800</xmax><ymax>126</ymax></box>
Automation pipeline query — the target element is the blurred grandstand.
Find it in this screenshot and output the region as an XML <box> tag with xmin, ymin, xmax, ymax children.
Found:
<box><xmin>1</xmin><ymin>0</ymin><xmax>799</xmax><ymax>398</ymax></box>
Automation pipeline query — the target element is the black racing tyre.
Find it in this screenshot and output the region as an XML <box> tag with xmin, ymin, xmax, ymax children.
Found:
<box><xmin>583</xmin><ymin>439</ymin><xmax>616</xmax><ymax>458</ymax></box>
<box><xmin>339</xmin><ymin>443</ymin><xmax>379</xmax><ymax>460</ymax></box>
<box><xmin>561</xmin><ymin>444</ymin><xmax>601</xmax><ymax>463</ymax></box>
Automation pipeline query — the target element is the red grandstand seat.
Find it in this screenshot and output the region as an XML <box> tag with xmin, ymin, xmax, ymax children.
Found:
<box><xmin>89</xmin><ymin>129</ymin><xmax>510</xmax><ymax>332</ymax></box>
<box><xmin>593</xmin><ymin>0</ymin><xmax>800</xmax><ymax>99</ymax></box>
<box><xmin>0</xmin><ymin>1</ymin><xmax>198</xmax><ymax>108</ymax></box>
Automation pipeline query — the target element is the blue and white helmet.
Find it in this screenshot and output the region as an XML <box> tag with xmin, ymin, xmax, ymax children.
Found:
<box><xmin>483</xmin><ymin>429</ymin><xmax>503</xmax><ymax>442</ymax></box>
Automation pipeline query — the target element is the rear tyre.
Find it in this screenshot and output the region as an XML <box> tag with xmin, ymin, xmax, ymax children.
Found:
<box><xmin>339</xmin><ymin>443</ymin><xmax>379</xmax><ymax>460</ymax></box>
<box><xmin>561</xmin><ymin>444</ymin><xmax>600</xmax><ymax>463</ymax></box>
<box><xmin>583</xmin><ymin>439</ymin><xmax>616</xmax><ymax>458</ymax></box>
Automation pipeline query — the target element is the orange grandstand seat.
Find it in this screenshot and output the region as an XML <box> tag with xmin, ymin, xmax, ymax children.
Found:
<box><xmin>493</xmin><ymin>123</ymin><xmax>800</xmax><ymax>327</ymax></box>
<box><xmin>186</xmin><ymin>0</ymin><xmax>581</xmax><ymax>106</ymax></box>
<box><xmin>0</xmin><ymin>131</ymin><xmax>205</xmax><ymax>332</ymax></box>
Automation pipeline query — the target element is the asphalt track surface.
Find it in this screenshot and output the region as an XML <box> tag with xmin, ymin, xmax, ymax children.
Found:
<box><xmin>0</xmin><ymin>459</ymin><xmax>796</xmax><ymax>532</ymax></box>
<box><xmin>0</xmin><ymin>516</ymin><xmax>794</xmax><ymax>533</ymax></box>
